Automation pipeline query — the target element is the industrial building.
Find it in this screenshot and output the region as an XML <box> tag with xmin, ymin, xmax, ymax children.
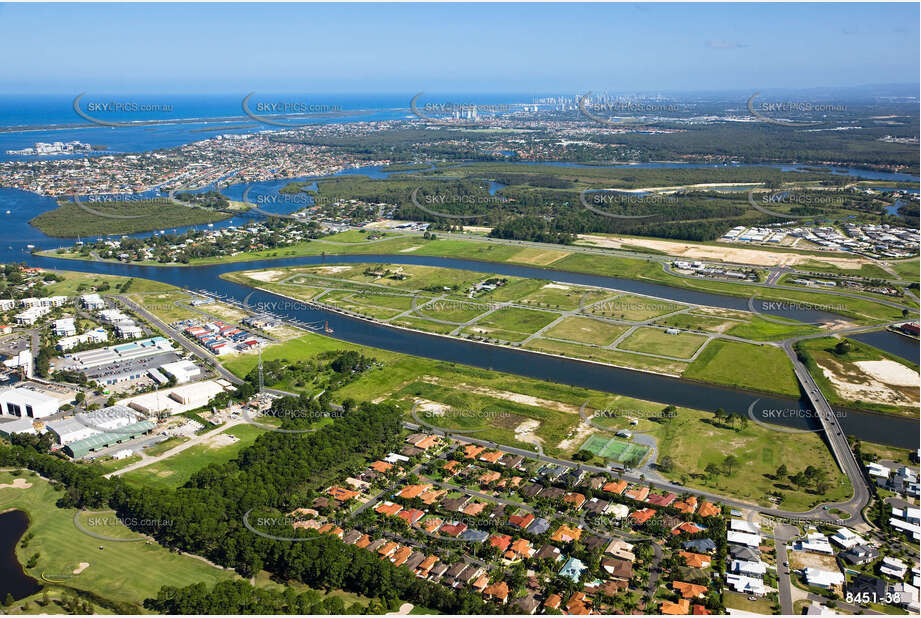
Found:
<box><xmin>122</xmin><ymin>380</ymin><xmax>229</xmax><ymax>415</ymax></box>
<box><xmin>60</xmin><ymin>336</ymin><xmax>178</xmax><ymax>385</ymax></box>
<box><xmin>45</xmin><ymin>405</ymin><xmax>156</xmax><ymax>459</ymax></box>
<box><xmin>159</xmin><ymin>359</ymin><xmax>202</xmax><ymax>384</ymax></box>
<box><xmin>0</xmin><ymin>385</ymin><xmax>63</xmax><ymax>418</ymax></box>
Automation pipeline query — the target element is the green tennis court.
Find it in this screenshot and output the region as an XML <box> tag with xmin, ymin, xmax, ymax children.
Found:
<box><xmin>581</xmin><ymin>434</ymin><xmax>648</xmax><ymax>466</ymax></box>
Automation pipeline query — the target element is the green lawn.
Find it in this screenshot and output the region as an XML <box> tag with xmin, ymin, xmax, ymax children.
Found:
<box><xmin>523</xmin><ymin>338</ymin><xmax>690</xmax><ymax>375</ymax></box>
<box><xmin>0</xmin><ymin>470</ymin><xmax>237</xmax><ymax>612</ymax></box>
<box><xmin>542</xmin><ymin>315</ymin><xmax>629</xmax><ymax>346</ymax></box>
<box><xmin>121</xmin><ymin>424</ymin><xmax>266</xmax><ymax>490</ymax></box>
<box><xmin>40</xmin><ymin>271</ymin><xmax>177</xmax><ymax>296</ymax></box>
<box><xmin>130</xmin><ymin>292</ymin><xmax>200</xmax><ymax>323</ymax></box>
<box><xmin>463</xmin><ymin>306</ymin><xmax>558</xmax><ymax>341</ymax></box>
<box><xmin>684</xmin><ymin>340</ymin><xmax>800</xmax><ymax>397</ymax></box>
<box><xmin>583</xmin><ymin>293</ymin><xmax>686</xmax><ymax>321</ymax></box>
<box><xmin>30</xmin><ymin>199</ymin><xmax>233</xmax><ymax>237</ymax></box>
<box><xmin>617</xmin><ymin>327</ymin><xmax>709</xmax><ymax>359</ymax></box>
<box><xmin>889</xmin><ymin>259</ymin><xmax>919</xmax><ymax>281</ymax></box>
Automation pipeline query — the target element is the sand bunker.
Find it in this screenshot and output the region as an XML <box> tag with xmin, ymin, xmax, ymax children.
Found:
<box><xmin>0</xmin><ymin>478</ymin><xmax>32</xmax><ymax>489</ymax></box>
<box><xmin>543</xmin><ymin>283</ymin><xmax>571</xmax><ymax>290</ymax></box>
<box><xmin>854</xmin><ymin>360</ymin><xmax>920</xmax><ymax>387</ymax></box>
<box><xmin>246</xmin><ymin>270</ymin><xmax>284</xmax><ymax>282</ymax></box>
<box><xmin>73</xmin><ymin>562</ymin><xmax>90</xmax><ymax>575</ymax></box>
<box><xmin>385</xmin><ymin>603</ymin><xmax>414</xmax><ymax>615</ymax></box>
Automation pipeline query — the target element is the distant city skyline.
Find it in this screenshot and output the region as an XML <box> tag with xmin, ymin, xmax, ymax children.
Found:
<box><xmin>0</xmin><ymin>3</ymin><xmax>918</xmax><ymax>94</ymax></box>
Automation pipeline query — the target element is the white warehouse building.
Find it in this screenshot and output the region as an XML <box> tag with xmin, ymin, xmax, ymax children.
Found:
<box><xmin>0</xmin><ymin>386</ymin><xmax>62</xmax><ymax>419</ymax></box>
<box><xmin>159</xmin><ymin>360</ymin><xmax>201</xmax><ymax>384</ymax></box>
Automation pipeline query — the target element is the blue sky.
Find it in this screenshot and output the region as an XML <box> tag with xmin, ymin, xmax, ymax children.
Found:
<box><xmin>1</xmin><ymin>3</ymin><xmax>918</xmax><ymax>94</ymax></box>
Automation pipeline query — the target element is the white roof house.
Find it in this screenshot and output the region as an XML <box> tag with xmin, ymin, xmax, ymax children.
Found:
<box><xmin>726</xmin><ymin>573</ymin><xmax>765</xmax><ymax>595</ymax></box>
<box><xmin>830</xmin><ymin>527</ymin><xmax>866</xmax><ymax>549</ymax></box>
<box><xmin>796</xmin><ymin>531</ymin><xmax>834</xmax><ymax>554</ymax></box>
<box><xmin>53</xmin><ymin>317</ymin><xmax>77</xmax><ymax>337</ymax></box>
<box><xmin>880</xmin><ymin>556</ymin><xmax>908</xmax><ymax>579</ymax></box>
<box><xmin>727</xmin><ymin>530</ymin><xmax>761</xmax><ymax>547</ymax></box>
<box><xmin>730</xmin><ymin>519</ymin><xmax>759</xmax><ymax>534</ymax></box>
<box><xmin>803</xmin><ymin>568</ymin><xmax>844</xmax><ymax>589</ymax></box>
<box><xmin>730</xmin><ymin>560</ymin><xmax>767</xmax><ymax>577</ymax></box>
<box><xmin>867</xmin><ymin>461</ymin><xmax>890</xmax><ymax>478</ymax></box>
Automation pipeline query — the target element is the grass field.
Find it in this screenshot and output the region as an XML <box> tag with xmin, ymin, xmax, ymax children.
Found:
<box><xmin>617</xmin><ymin>327</ymin><xmax>709</xmax><ymax>359</ymax></box>
<box><xmin>583</xmin><ymin>293</ymin><xmax>686</xmax><ymax>321</ymax></box>
<box><xmin>130</xmin><ymin>292</ymin><xmax>200</xmax><ymax>323</ymax></box>
<box><xmin>120</xmin><ymin>424</ymin><xmax>266</xmax><ymax>490</ymax></box>
<box><xmin>40</xmin><ymin>271</ymin><xmax>177</xmax><ymax>296</ymax></box>
<box><xmin>0</xmin><ymin>470</ymin><xmax>237</xmax><ymax>612</ymax></box>
<box><xmin>591</xmin><ymin>403</ymin><xmax>852</xmax><ymax>511</ymax></box>
<box><xmin>462</xmin><ymin>306</ymin><xmax>558</xmax><ymax>342</ymax></box>
<box><xmin>685</xmin><ymin>340</ymin><xmax>800</xmax><ymax>397</ymax></box>
<box><xmin>889</xmin><ymin>259</ymin><xmax>919</xmax><ymax>281</ymax></box>
<box><xmin>542</xmin><ymin>316</ymin><xmax>629</xmax><ymax>346</ymax></box>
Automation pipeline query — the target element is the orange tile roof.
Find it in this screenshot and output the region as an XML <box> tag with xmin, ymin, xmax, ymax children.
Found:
<box><xmin>544</xmin><ymin>594</ymin><xmax>562</xmax><ymax>610</ymax></box>
<box><xmin>509</xmin><ymin>476</ymin><xmax>522</xmax><ymax>487</ymax></box>
<box><xmin>397</xmin><ymin>484</ymin><xmax>431</xmax><ymax>499</ymax></box>
<box><xmin>673</xmin><ymin>496</ymin><xmax>698</xmax><ymax>514</ymax></box>
<box><xmin>697</xmin><ymin>501</ymin><xmax>721</xmax><ymax>518</ymax></box>
<box><xmin>566</xmin><ymin>592</ymin><xmax>592</xmax><ymax>615</ymax></box>
<box><xmin>489</xmin><ymin>534</ymin><xmax>512</xmax><ymax>552</ymax></box>
<box><xmin>509</xmin><ymin>512</ymin><xmax>535</xmax><ymax>529</ymax></box>
<box><xmin>660</xmin><ymin>598</ymin><xmax>690</xmax><ymax>615</ymax></box>
<box><xmin>328</xmin><ymin>486</ymin><xmax>359</xmax><ymax>502</ymax></box>
<box><xmin>692</xmin><ymin>604</ymin><xmax>710</xmax><ymax>615</ymax></box>
<box><xmin>423</xmin><ymin>518</ymin><xmax>443</xmax><ymax>533</ymax></box>
<box><xmin>472</xmin><ymin>574</ymin><xmax>490</xmax><ymax>591</ymax></box>
<box><xmin>419</xmin><ymin>489</ymin><xmax>445</xmax><ymax>505</ymax></box>
<box><xmin>564</xmin><ymin>492</ymin><xmax>586</xmax><ymax>508</ymax></box>
<box><xmin>375</xmin><ymin>502</ymin><xmax>402</xmax><ymax>516</ymax></box>
<box><xmin>317</xmin><ymin>523</ymin><xmax>334</xmax><ymax>534</ymax></box>
<box><xmin>625</xmin><ymin>486</ymin><xmax>650</xmax><ymax>501</ymax></box>
<box><xmin>370</xmin><ymin>460</ymin><xmax>393</xmax><ymax>473</ymax></box>
<box><xmin>483</xmin><ymin>581</ymin><xmax>509</xmax><ymax>602</ymax></box>
<box><xmin>673</xmin><ymin>581</ymin><xmax>708</xmax><ymax>599</ymax></box>
<box><xmin>509</xmin><ymin>538</ymin><xmax>532</xmax><ymax>557</ymax></box>
<box><xmin>479</xmin><ymin>450</ymin><xmax>503</xmax><ymax>464</ymax></box>
<box><xmin>479</xmin><ymin>470</ymin><xmax>502</xmax><ymax>483</ymax></box>
<box><xmin>551</xmin><ymin>524</ymin><xmax>583</xmax><ymax>543</ymax></box>
<box><xmin>391</xmin><ymin>546</ymin><xmax>413</xmax><ymax>566</ymax></box>
<box><xmin>378</xmin><ymin>541</ymin><xmax>399</xmax><ymax>557</ymax></box>
<box><xmin>462</xmin><ymin>502</ymin><xmax>486</xmax><ymax>516</ymax></box>
<box><xmin>679</xmin><ymin>551</ymin><xmax>711</xmax><ymax>569</ymax></box>
<box><xmin>397</xmin><ymin>508</ymin><xmax>425</xmax><ymax>525</ymax></box>
<box><xmin>415</xmin><ymin>435</ymin><xmax>439</xmax><ymax>449</ymax></box>
<box><xmin>603</xmin><ymin>480</ymin><xmax>628</xmax><ymax>495</ymax></box>
<box><xmin>629</xmin><ymin>508</ymin><xmax>656</xmax><ymax>524</ymax></box>
<box><xmin>416</xmin><ymin>555</ymin><xmax>438</xmax><ymax>573</ymax></box>
<box><xmin>355</xmin><ymin>534</ymin><xmax>371</xmax><ymax>548</ymax></box>
<box><xmin>672</xmin><ymin>522</ymin><xmax>705</xmax><ymax>535</ymax></box>
<box><xmin>463</xmin><ymin>444</ymin><xmax>486</xmax><ymax>459</ymax></box>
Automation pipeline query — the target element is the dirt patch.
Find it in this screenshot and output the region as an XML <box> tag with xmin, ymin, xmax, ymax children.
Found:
<box><xmin>0</xmin><ymin>478</ymin><xmax>32</xmax><ymax>489</ymax></box>
<box><xmin>854</xmin><ymin>360</ymin><xmax>919</xmax><ymax>387</ymax></box>
<box><xmin>245</xmin><ymin>270</ymin><xmax>285</xmax><ymax>282</ymax></box>
<box><xmin>414</xmin><ymin>398</ymin><xmax>450</xmax><ymax>416</ymax></box>
<box><xmin>514</xmin><ymin>419</ymin><xmax>544</xmax><ymax>449</ymax></box>
<box><xmin>399</xmin><ymin>246</ymin><xmax>421</xmax><ymax>252</ymax></box>
<box><xmin>543</xmin><ymin>283</ymin><xmax>571</xmax><ymax>290</ymax></box>
<box><xmin>558</xmin><ymin>419</ymin><xmax>595</xmax><ymax>451</ymax></box>
<box><xmin>577</xmin><ymin>234</ymin><xmax>872</xmax><ymax>269</ymax></box>
<box><xmin>314</xmin><ymin>265</ymin><xmax>352</xmax><ymax>274</ymax></box>
<box><xmin>205</xmin><ymin>433</ymin><xmax>239</xmax><ymax>449</ymax></box>
<box><xmin>788</xmin><ymin>550</ymin><xmax>838</xmax><ymax>572</ymax></box>
<box><xmin>420</xmin><ymin>376</ymin><xmax>581</xmax><ymax>414</ymax></box>
<box><xmin>73</xmin><ymin>562</ymin><xmax>90</xmax><ymax>575</ymax></box>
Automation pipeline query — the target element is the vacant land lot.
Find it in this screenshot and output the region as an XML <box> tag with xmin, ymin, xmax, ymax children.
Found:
<box><xmin>121</xmin><ymin>424</ymin><xmax>265</xmax><ymax>490</ymax></box>
<box><xmin>617</xmin><ymin>327</ymin><xmax>709</xmax><ymax>359</ymax></box>
<box><xmin>462</xmin><ymin>306</ymin><xmax>558</xmax><ymax>342</ymax></box>
<box><xmin>684</xmin><ymin>340</ymin><xmax>800</xmax><ymax>397</ymax></box>
<box><xmin>31</xmin><ymin>199</ymin><xmax>232</xmax><ymax>237</ymax></box>
<box><xmin>131</xmin><ymin>292</ymin><xmax>199</xmax><ymax>323</ymax></box>
<box><xmin>543</xmin><ymin>316</ymin><xmax>629</xmax><ymax>346</ymax></box>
